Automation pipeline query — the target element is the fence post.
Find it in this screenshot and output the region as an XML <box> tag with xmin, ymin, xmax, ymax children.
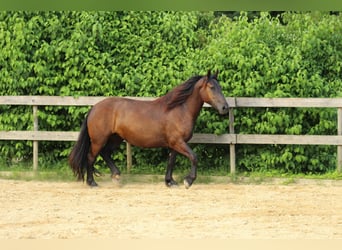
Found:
<box><xmin>337</xmin><ymin>108</ymin><xmax>342</xmax><ymax>173</ymax></box>
<box><xmin>229</xmin><ymin>107</ymin><xmax>236</xmax><ymax>174</ymax></box>
<box><xmin>126</xmin><ymin>142</ymin><xmax>132</xmax><ymax>173</ymax></box>
<box><xmin>33</xmin><ymin>105</ymin><xmax>38</xmax><ymax>171</ymax></box>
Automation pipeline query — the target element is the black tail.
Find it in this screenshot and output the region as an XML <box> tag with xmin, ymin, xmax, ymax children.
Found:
<box><xmin>69</xmin><ymin>115</ymin><xmax>90</xmax><ymax>181</ymax></box>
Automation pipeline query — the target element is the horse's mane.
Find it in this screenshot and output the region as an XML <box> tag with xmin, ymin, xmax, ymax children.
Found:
<box><xmin>161</xmin><ymin>75</ymin><xmax>203</xmax><ymax>110</ymax></box>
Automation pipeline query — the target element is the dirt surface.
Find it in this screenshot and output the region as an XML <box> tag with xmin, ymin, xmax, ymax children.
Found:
<box><xmin>0</xmin><ymin>178</ymin><xmax>342</xmax><ymax>239</ymax></box>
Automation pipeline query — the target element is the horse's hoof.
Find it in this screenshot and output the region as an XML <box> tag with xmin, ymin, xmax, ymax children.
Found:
<box><xmin>111</xmin><ymin>174</ymin><xmax>120</xmax><ymax>181</ymax></box>
<box><xmin>165</xmin><ymin>180</ymin><xmax>178</xmax><ymax>188</ymax></box>
<box><xmin>111</xmin><ymin>175</ymin><xmax>121</xmax><ymax>185</ymax></box>
<box><xmin>93</xmin><ymin>168</ymin><xmax>102</xmax><ymax>177</ymax></box>
<box><xmin>87</xmin><ymin>180</ymin><xmax>98</xmax><ymax>187</ymax></box>
<box><xmin>183</xmin><ymin>179</ymin><xmax>191</xmax><ymax>189</ymax></box>
<box><xmin>183</xmin><ymin>176</ymin><xmax>194</xmax><ymax>189</ymax></box>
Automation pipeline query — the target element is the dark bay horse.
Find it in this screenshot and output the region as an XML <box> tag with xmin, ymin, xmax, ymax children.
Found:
<box><xmin>69</xmin><ymin>70</ymin><xmax>229</xmax><ymax>188</ymax></box>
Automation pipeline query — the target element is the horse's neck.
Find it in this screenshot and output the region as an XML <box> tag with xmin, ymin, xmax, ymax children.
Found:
<box><xmin>184</xmin><ymin>86</ymin><xmax>204</xmax><ymax>121</ymax></box>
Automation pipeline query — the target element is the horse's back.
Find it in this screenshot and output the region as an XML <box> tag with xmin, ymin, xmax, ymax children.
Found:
<box><xmin>87</xmin><ymin>97</ymin><xmax>169</xmax><ymax>147</ymax></box>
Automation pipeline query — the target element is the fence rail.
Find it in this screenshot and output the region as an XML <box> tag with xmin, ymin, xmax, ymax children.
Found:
<box><xmin>1</xmin><ymin>96</ymin><xmax>342</xmax><ymax>173</ymax></box>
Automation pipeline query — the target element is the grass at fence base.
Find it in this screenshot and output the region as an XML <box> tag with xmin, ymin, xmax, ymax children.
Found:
<box><xmin>1</xmin><ymin>158</ymin><xmax>342</xmax><ymax>184</ymax></box>
<box><xmin>1</xmin><ymin>164</ymin><xmax>341</xmax><ymax>185</ymax></box>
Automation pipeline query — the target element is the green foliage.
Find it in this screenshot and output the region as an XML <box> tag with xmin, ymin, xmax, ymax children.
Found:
<box><xmin>0</xmin><ymin>11</ymin><xmax>341</xmax><ymax>174</ymax></box>
<box><xmin>189</xmin><ymin>11</ymin><xmax>341</xmax><ymax>174</ymax></box>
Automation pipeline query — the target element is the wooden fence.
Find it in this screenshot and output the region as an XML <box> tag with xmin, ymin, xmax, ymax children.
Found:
<box><xmin>1</xmin><ymin>96</ymin><xmax>342</xmax><ymax>173</ymax></box>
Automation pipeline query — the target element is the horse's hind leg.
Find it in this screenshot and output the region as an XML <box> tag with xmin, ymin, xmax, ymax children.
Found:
<box><xmin>86</xmin><ymin>142</ymin><xmax>102</xmax><ymax>187</ymax></box>
<box><xmin>100</xmin><ymin>134</ymin><xmax>123</xmax><ymax>181</ymax></box>
<box><xmin>165</xmin><ymin>149</ymin><xmax>178</xmax><ymax>187</ymax></box>
<box><xmin>86</xmin><ymin>137</ymin><xmax>109</xmax><ymax>187</ymax></box>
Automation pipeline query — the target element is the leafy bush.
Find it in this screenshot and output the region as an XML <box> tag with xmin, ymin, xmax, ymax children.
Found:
<box><xmin>0</xmin><ymin>11</ymin><xmax>341</xmax><ymax>174</ymax></box>
<box><xmin>191</xmin><ymin>12</ymin><xmax>341</xmax><ymax>173</ymax></box>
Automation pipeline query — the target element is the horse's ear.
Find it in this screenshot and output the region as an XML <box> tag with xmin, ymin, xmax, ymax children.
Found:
<box><xmin>214</xmin><ymin>70</ymin><xmax>219</xmax><ymax>79</ymax></box>
<box><xmin>207</xmin><ymin>69</ymin><xmax>211</xmax><ymax>79</ymax></box>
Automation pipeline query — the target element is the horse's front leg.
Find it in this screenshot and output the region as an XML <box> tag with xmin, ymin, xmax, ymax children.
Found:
<box><xmin>165</xmin><ymin>149</ymin><xmax>178</xmax><ymax>187</ymax></box>
<box><xmin>171</xmin><ymin>141</ymin><xmax>198</xmax><ymax>189</ymax></box>
<box><xmin>183</xmin><ymin>151</ymin><xmax>198</xmax><ymax>189</ymax></box>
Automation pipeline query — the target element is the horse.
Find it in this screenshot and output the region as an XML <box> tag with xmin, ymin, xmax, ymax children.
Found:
<box><xmin>69</xmin><ymin>70</ymin><xmax>229</xmax><ymax>188</ymax></box>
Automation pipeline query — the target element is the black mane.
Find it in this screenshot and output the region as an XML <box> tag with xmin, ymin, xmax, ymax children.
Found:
<box><xmin>164</xmin><ymin>75</ymin><xmax>202</xmax><ymax>110</ymax></box>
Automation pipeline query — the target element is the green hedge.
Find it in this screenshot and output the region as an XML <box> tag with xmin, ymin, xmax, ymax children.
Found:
<box><xmin>0</xmin><ymin>11</ymin><xmax>341</xmax><ymax>174</ymax></box>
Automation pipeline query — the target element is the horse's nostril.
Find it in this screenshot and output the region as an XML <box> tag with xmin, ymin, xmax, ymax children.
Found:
<box><xmin>221</xmin><ymin>104</ymin><xmax>229</xmax><ymax>114</ymax></box>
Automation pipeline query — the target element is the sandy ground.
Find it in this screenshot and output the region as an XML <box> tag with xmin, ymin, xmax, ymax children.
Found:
<box><xmin>0</xmin><ymin>178</ymin><xmax>341</xmax><ymax>239</ymax></box>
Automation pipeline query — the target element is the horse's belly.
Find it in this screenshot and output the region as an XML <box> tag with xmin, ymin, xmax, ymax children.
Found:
<box><xmin>115</xmin><ymin>119</ymin><xmax>168</xmax><ymax>148</ymax></box>
<box><xmin>123</xmin><ymin>131</ymin><xmax>167</xmax><ymax>148</ymax></box>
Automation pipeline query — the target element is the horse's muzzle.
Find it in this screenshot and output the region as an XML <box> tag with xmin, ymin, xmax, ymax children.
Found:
<box><xmin>218</xmin><ymin>103</ymin><xmax>229</xmax><ymax>115</ymax></box>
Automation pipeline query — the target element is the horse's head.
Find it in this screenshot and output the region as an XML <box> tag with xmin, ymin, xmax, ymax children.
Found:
<box><xmin>199</xmin><ymin>70</ymin><xmax>229</xmax><ymax>115</ymax></box>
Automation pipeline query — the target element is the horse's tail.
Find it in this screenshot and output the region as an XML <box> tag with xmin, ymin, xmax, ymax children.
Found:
<box><xmin>68</xmin><ymin>115</ymin><xmax>90</xmax><ymax>181</ymax></box>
